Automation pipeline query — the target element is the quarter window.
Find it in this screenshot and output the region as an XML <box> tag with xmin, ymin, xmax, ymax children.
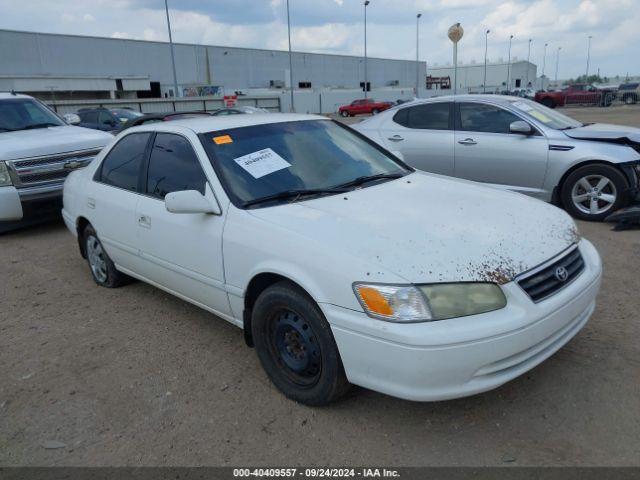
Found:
<box><xmin>393</xmin><ymin>103</ymin><xmax>451</xmax><ymax>130</ymax></box>
<box><xmin>97</xmin><ymin>133</ymin><xmax>150</xmax><ymax>191</ymax></box>
<box><xmin>146</xmin><ymin>133</ymin><xmax>207</xmax><ymax>199</ymax></box>
<box><xmin>459</xmin><ymin>103</ymin><xmax>522</xmax><ymax>134</ymax></box>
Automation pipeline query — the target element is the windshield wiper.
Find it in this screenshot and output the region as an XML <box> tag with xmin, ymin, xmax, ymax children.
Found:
<box><xmin>332</xmin><ymin>172</ymin><xmax>406</xmax><ymax>190</ymax></box>
<box><xmin>22</xmin><ymin>122</ymin><xmax>60</xmax><ymax>130</ymax></box>
<box><xmin>242</xmin><ymin>187</ymin><xmax>347</xmax><ymax>208</ymax></box>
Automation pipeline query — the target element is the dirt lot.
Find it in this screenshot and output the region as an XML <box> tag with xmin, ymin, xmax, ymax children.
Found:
<box><xmin>1</xmin><ymin>106</ymin><xmax>639</xmax><ymax>467</ymax></box>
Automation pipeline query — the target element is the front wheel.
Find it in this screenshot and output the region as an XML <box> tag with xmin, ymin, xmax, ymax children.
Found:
<box><xmin>371</xmin><ymin>108</ymin><xmax>380</xmax><ymax>115</ymax></box>
<box><xmin>251</xmin><ymin>281</ymin><xmax>350</xmax><ymax>406</ymax></box>
<box><xmin>339</xmin><ymin>110</ymin><xmax>349</xmax><ymax>117</ymax></box>
<box><xmin>560</xmin><ymin>164</ymin><xmax>629</xmax><ymax>221</ymax></box>
<box><xmin>83</xmin><ymin>225</ymin><xmax>131</xmax><ymax>287</ymax></box>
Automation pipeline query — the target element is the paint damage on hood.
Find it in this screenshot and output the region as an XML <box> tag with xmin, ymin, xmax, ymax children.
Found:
<box><xmin>248</xmin><ymin>172</ymin><xmax>580</xmax><ymax>285</ymax></box>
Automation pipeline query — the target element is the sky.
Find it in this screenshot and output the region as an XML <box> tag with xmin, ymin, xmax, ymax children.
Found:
<box><xmin>0</xmin><ymin>0</ymin><xmax>638</xmax><ymax>80</ymax></box>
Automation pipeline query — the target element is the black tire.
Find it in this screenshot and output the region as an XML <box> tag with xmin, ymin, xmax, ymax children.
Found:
<box><xmin>251</xmin><ymin>281</ymin><xmax>350</xmax><ymax>406</ymax></box>
<box><xmin>371</xmin><ymin>108</ymin><xmax>380</xmax><ymax>115</ymax></box>
<box><xmin>541</xmin><ymin>97</ymin><xmax>555</xmax><ymax>108</ymax></box>
<box><xmin>560</xmin><ymin>164</ymin><xmax>629</xmax><ymax>221</ymax></box>
<box><xmin>340</xmin><ymin>110</ymin><xmax>349</xmax><ymax>117</ymax></box>
<box><xmin>82</xmin><ymin>225</ymin><xmax>131</xmax><ymax>288</ymax></box>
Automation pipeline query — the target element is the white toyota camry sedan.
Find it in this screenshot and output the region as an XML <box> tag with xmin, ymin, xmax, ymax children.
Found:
<box><xmin>62</xmin><ymin>114</ymin><xmax>602</xmax><ymax>405</ymax></box>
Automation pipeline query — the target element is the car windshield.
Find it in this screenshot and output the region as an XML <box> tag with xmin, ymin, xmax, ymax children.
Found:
<box><xmin>199</xmin><ymin>120</ymin><xmax>410</xmax><ymax>208</ymax></box>
<box><xmin>0</xmin><ymin>98</ymin><xmax>65</xmax><ymax>132</ymax></box>
<box><xmin>111</xmin><ymin>109</ymin><xmax>143</xmax><ymax>121</ymax></box>
<box><xmin>507</xmin><ymin>98</ymin><xmax>583</xmax><ymax>130</ymax></box>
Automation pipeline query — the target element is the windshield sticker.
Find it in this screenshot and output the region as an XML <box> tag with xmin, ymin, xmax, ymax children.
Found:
<box><xmin>528</xmin><ymin>110</ymin><xmax>552</xmax><ymax>123</ymax></box>
<box><xmin>213</xmin><ymin>134</ymin><xmax>233</xmax><ymax>145</ymax></box>
<box><xmin>233</xmin><ymin>148</ymin><xmax>292</xmax><ymax>179</ymax></box>
<box><xmin>512</xmin><ymin>101</ymin><xmax>533</xmax><ymax>112</ymax></box>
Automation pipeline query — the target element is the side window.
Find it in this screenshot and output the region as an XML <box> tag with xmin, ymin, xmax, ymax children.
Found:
<box><xmin>82</xmin><ymin>111</ymin><xmax>98</xmax><ymax>123</ymax></box>
<box><xmin>393</xmin><ymin>103</ymin><xmax>450</xmax><ymax>130</ymax></box>
<box><xmin>146</xmin><ymin>133</ymin><xmax>207</xmax><ymax>199</ymax></box>
<box><xmin>98</xmin><ymin>111</ymin><xmax>114</xmax><ymax>125</ymax></box>
<box><xmin>459</xmin><ymin>103</ymin><xmax>522</xmax><ymax>134</ymax></box>
<box><xmin>97</xmin><ymin>133</ymin><xmax>150</xmax><ymax>191</ymax></box>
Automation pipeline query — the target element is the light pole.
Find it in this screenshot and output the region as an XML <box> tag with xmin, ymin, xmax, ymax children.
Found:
<box><xmin>286</xmin><ymin>0</ymin><xmax>295</xmax><ymax>112</ymax></box>
<box><xmin>164</xmin><ymin>0</ymin><xmax>180</xmax><ymax>98</ymax></box>
<box><xmin>415</xmin><ymin>13</ymin><xmax>422</xmax><ymax>96</ymax></box>
<box><xmin>541</xmin><ymin>42</ymin><xmax>548</xmax><ymax>90</ymax></box>
<box><xmin>506</xmin><ymin>34</ymin><xmax>513</xmax><ymax>91</ymax></box>
<box><xmin>363</xmin><ymin>1</ymin><xmax>370</xmax><ymax>98</ymax></box>
<box><xmin>483</xmin><ymin>29</ymin><xmax>489</xmax><ymax>93</ymax></box>
<box><xmin>586</xmin><ymin>35</ymin><xmax>592</xmax><ymax>79</ymax></box>
<box><xmin>555</xmin><ymin>46</ymin><xmax>561</xmax><ymax>83</ymax></box>
<box><xmin>447</xmin><ymin>23</ymin><xmax>464</xmax><ymax>95</ymax></box>
<box><xmin>526</xmin><ymin>38</ymin><xmax>532</xmax><ymax>87</ymax></box>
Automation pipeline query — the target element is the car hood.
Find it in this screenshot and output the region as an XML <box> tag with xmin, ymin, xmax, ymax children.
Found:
<box><xmin>247</xmin><ymin>172</ymin><xmax>579</xmax><ymax>284</ymax></box>
<box><xmin>0</xmin><ymin>125</ymin><xmax>112</xmax><ymax>160</ymax></box>
<box><xmin>563</xmin><ymin>123</ymin><xmax>640</xmax><ymax>144</ymax></box>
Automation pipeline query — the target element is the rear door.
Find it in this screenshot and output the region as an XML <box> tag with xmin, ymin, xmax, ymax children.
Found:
<box><xmin>134</xmin><ymin>132</ymin><xmax>230</xmax><ymax>316</ymax></box>
<box><xmin>90</xmin><ymin>132</ymin><xmax>152</xmax><ymax>270</ymax></box>
<box><xmin>377</xmin><ymin>101</ymin><xmax>455</xmax><ymax>176</ymax></box>
<box><xmin>453</xmin><ymin>101</ymin><xmax>549</xmax><ymax>197</ymax></box>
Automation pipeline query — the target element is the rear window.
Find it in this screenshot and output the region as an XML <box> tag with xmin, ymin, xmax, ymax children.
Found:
<box><xmin>619</xmin><ymin>83</ymin><xmax>639</xmax><ymax>90</ymax></box>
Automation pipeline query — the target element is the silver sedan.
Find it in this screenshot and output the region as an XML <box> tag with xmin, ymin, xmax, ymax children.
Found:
<box><xmin>353</xmin><ymin>95</ymin><xmax>640</xmax><ymax>221</ymax></box>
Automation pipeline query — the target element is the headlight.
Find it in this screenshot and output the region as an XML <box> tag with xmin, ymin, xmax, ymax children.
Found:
<box><xmin>0</xmin><ymin>161</ymin><xmax>13</xmax><ymax>186</ymax></box>
<box><xmin>353</xmin><ymin>282</ymin><xmax>506</xmax><ymax>323</ymax></box>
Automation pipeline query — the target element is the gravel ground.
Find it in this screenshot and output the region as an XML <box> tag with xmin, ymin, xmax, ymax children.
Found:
<box><xmin>1</xmin><ymin>106</ymin><xmax>639</xmax><ymax>467</ymax></box>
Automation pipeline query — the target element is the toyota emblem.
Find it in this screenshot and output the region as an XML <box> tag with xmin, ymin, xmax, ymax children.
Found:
<box><xmin>555</xmin><ymin>266</ymin><xmax>569</xmax><ymax>282</ymax></box>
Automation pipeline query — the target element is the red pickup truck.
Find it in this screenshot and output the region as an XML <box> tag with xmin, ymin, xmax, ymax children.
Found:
<box><xmin>338</xmin><ymin>98</ymin><xmax>394</xmax><ymax>117</ymax></box>
<box><xmin>534</xmin><ymin>83</ymin><xmax>616</xmax><ymax>108</ymax></box>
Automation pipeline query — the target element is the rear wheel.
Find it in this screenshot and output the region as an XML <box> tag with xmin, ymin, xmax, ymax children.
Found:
<box><xmin>541</xmin><ymin>97</ymin><xmax>555</xmax><ymax>108</ymax></box>
<box><xmin>251</xmin><ymin>281</ymin><xmax>350</xmax><ymax>406</ymax></box>
<box><xmin>561</xmin><ymin>164</ymin><xmax>628</xmax><ymax>221</ymax></box>
<box><xmin>83</xmin><ymin>225</ymin><xmax>131</xmax><ymax>288</ymax></box>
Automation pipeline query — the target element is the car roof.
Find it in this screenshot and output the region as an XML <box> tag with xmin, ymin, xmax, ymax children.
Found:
<box><xmin>0</xmin><ymin>92</ymin><xmax>34</xmax><ymax>100</ymax></box>
<box><xmin>127</xmin><ymin>113</ymin><xmax>326</xmax><ymax>134</ymax></box>
<box><xmin>383</xmin><ymin>94</ymin><xmax>521</xmax><ymax>111</ymax></box>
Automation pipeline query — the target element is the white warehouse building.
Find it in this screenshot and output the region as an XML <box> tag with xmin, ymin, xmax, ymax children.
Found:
<box><xmin>427</xmin><ymin>59</ymin><xmax>543</xmax><ymax>93</ymax></box>
<box><xmin>0</xmin><ymin>29</ymin><xmax>425</xmax><ymax>101</ymax></box>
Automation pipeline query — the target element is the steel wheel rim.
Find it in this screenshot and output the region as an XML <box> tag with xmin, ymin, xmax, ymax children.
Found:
<box><xmin>267</xmin><ymin>309</ymin><xmax>321</xmax><ymax>387</ymax></box>
<box><xmin>86</xmin><ymin>235</ymin><xmax>108</xmax><ymax>283</ymax></box>
<box><xmin>571</xmin><ymin>174</ymin><xmax>617</xmax><ymax>215</ymax></box>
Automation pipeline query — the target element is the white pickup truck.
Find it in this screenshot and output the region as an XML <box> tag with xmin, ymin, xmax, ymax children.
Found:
<box><xmin>0</xmin><ymin>93</ymin><xmax>112</xmax><ymax>231</ymax></box>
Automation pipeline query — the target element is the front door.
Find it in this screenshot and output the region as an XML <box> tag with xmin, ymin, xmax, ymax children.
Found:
<box><xmin>453</xmin><ymin>101</ymin><xmax>549</xmax><ymax>198</ymax></box>
<box><xmin>135</xmin><ymin>132</ymin><xmax>231</xmax><ymax>316</ymax></box>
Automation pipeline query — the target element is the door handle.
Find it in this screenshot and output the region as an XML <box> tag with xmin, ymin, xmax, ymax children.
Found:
<box><xmin>388</xmin><ymin>135</ymin><xmax>404</xmax><ymax>142</ymax></box>
<box><xmin>138</xmin><ymin>215</ymin><xmax>151</xmax><ymax>229</ymax></box>
<box><xmin>458</xmin><ymin>138</ymin><xmax>477</xmax><ymax>145</ymax></box>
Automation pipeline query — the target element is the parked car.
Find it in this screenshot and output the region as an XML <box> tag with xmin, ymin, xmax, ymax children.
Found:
<box><xmin>118</xmin><ymin>111</ymin><xmax>214</xmax><ymax>132</ymax></box>
<box><xmin>212</xmin><ymin>106</ymin><xmax>270</xmax><ymax>115</ymax></box>
<box><xmin>0</xmin><ymin>93</ymin><xmax>112</xmax><ymax>231</ymax></box>
<box><xmin>352</xmin><ymin>95</ymin><xmax>640</xmax><ymax>221</ymax></box>
<box><xmin>617</xmin><ymin>82</ymin><xmax>640</xmax><ymax>105</ymax></box>
<box><xmin>62</xmin><ymin>113</ymin><xmax>602</xmax><ymax>405</ymax></box>
<box><xmin>77</xmin><ymin>107</ymin><xmax>126</xmax><ymax>132</ymax></box>
<box><xmin>534</xmin><ymin>83</ymin><xmax>616</xmax><ymax>108</ymax></box>
<box><xmin>338</xmin><ymin>98</ymin><xmax>394</xmax><ymax>117</ymax></box>
<box><xmin>110</xmin><ymin>108</ymin><xmax>144</xmax><ymax>123</ymax></box>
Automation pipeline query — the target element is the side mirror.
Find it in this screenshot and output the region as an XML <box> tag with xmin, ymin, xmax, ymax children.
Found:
<box><xmin>391</xmin><ymin>150</ymin><xmax>405</xmax><ymax>161</ymax></box>
<box><xmin>165</xmin><ymin>190</ymin><xmax>221</xmax><ymax>215</ymax></box>
<box><xmin>63</xmin><ymin>113</ymin><xmax>81</xmax><ymax>125</ymax></box>
<box><xmin>509</xmin><ymin>120</ymin><xmax>533</xmax><ymax>135</ymax></box>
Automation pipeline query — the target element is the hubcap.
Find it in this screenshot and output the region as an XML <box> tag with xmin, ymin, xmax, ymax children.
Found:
<box><xmin>571</xmin><ymin>174</ymin><xmax>617</xmax><ymax>216</ymax></box>
<box><xmin>269</xmin><ymin>310</ymin><xmax>320</xmax><ymax>386</ymax></box>
<box><xmin>86</xmin><ymin>235</ymin><xmax>108</xmax><ymax>283</ymax></box>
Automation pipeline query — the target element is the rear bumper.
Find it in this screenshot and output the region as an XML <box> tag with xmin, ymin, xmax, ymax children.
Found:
<box><xmin>324</xmin><ymin>239</ymin><xmax>602</xmax><ymax>401</ymax></box>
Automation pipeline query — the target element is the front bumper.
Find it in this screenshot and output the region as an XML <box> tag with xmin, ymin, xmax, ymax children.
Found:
<box><xmin>323</xmin><ymin>239</ymin><xmax>602</xmax><ymax>401</ymax></box>
<box><xmin>0</xmin><ymin>183</ymin><xmax>63</xmax><ymax>221</ymax></box>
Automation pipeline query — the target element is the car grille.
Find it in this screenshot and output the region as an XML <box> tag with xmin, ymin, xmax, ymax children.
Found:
<box><xmin>7</xmin><ymin>149</ymin><xmax>102</xmax><ymax>188</ymax></box>
<box><xmin>517</xmin><ymin>247</ymin><xmax>585</xmax><ymax>303</ymax></box>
